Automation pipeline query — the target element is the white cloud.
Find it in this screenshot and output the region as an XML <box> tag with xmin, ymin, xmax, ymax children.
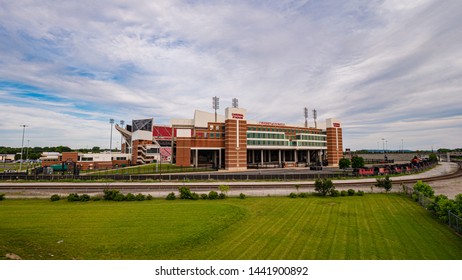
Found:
<box><xmin>0</xmin><ymin>0</ymin><xmax>461</xmax><ymax>150</ymax></box>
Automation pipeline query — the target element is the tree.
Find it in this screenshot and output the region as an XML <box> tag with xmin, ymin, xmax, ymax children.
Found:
<box><xmin>314</xmin><ymin>178</ymin><xmax>335</xmax><ymax>196</ymax></box>
<box><xmin>338</xmin><ymin>158</ymin><xmax>351</xmax><ymax>170</ymax></box>
<box><xmin>375</xmin><ymin>176</ymin><xmax>392</xmax><ymax>192</ymax></box>
<box><xmin>351</xmin><ymin>156</ymin><xmax>365</xmax><ymax>168</ymax></box>
<box><xmin>428</xmin><ymin>153</ymin><xmax>438</xmax><ymax>163</ymax></box>
<box><xmin>218</xmin><ymin>184</ymin><xmax>230</xmax><ymax>196</ymax></box>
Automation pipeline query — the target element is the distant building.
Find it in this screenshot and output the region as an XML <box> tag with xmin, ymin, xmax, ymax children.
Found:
<box><xmin>0</xmin><ymin>154</ymin><xmax>15</xmax><ymax>162</ymax></box>
<box><xmin>41</xmin><ymin>151</ymin><xmax>131</xmax><ymax>171</ymax></box>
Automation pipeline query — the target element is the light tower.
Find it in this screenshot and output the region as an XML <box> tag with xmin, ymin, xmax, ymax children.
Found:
<box><xmin>213</xmin><ymin>96</ymin><xmax>219</xmax><ymax>122</ymax></box>
<box><xmin>232</xmin><ymin>98</ymin><xmax>238</xmax><ymax>108</ymax></box>
<box><xmin>312</xmin><ymin>109</ymin><xmax>317</xmax><ymax>129</ymax></box>
<box><xmin>304</xmin><ymin>107</ymin><xmax>308</xmax><ymax>128</ymax></box>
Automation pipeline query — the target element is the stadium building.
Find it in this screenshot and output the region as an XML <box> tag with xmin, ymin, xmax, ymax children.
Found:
<box><xmin>116</xmin><ymin>106</ymin><xmax>343</xmax><ymax>170</ymax></box>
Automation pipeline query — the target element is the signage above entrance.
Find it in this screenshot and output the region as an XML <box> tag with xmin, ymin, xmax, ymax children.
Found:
<box><xmin>232</xmin><ymin>113</ymin><xmax>244</xmax><ymax>119</ymax></box>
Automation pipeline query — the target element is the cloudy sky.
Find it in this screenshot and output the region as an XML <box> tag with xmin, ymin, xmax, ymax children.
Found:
<box><xmin>0</xmin><ymin>0</ymin><xmax>461</xmax><ymax>151</ymax></box>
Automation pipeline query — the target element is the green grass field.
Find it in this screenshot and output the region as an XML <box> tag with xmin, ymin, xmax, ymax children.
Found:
<box><xmin>1</xmin><ymin>194</ymin><xmax>461</xmax><ymax>260</ymax></box>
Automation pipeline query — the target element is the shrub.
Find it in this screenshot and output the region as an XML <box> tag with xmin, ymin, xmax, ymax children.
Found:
<box><xmin>114</xmin><ymin>193</ymin><xmax>125</xmax><ymax>201</ymax></box>
<box><xmin>347</xmin><ymin>189</ymin><xmax>355</xmax><ymax>196</ymax></box>
<box><xmin>331</xmin><ymin>190</ymin><xmax>340</xmax><ymax>197</ymax></box>
<box><xmin>200</xmin><ymin>194</ymin><xmax>208</xmax><ymax>200</ymax></box>
<box><xmin>0</xmin><ymin>193</ymin><xmax>5</xmax><ymax>201</ymax></box>
<box><xmin>135</xmin><ymin>193</ymin><xmax>146</xmax><ymax>201</ymax></box>
<box><xmin>289</xmin><ymin>192</ymin><xmax>298</xmax><ymax>198</ymax></box>
<box><xmin>298</xmin><ymin>192</ymin><xmax>309</xmax><ymax>198</ymax></box>
<box><xmin>357</xmin><ymin>190</ymin><xmax>365</xmax><ymax>196</ymax></box>
<box><xmin>91</xmin><ymin>195</ymin><xmax>102</xmax><ymax>201</ymax></box>
<box><xmin>191</xmin><ymin>192</ymin><xmax>200</xmax><ymax>200</ymax></box>
<box><xmin>239</xmin><ymin>193</ymin><xmax>246</xmax><ymax>199</ymax></box>
<box><xmin>314</xmin><ymin>178</ymin><xmax>335</xmax><ymax>196</ymax></box>
<box><xmin>208</xmin><ymin>191</ymin><xmax>219</xmax><ymax>200</ymax></box>
<box><xmin>146</xmin><ymin>194</ymin><xmax>153</xmax><ymax>200</ymax></box>
<box><xmin>413</xmin><ymin>181</ymin><xmax>434</xmax><ymax>198</ymax></box>
<box><xmin>125</xmin><ymin>193</ymin><xmax>136</xmax><ymax>201</ymax></box>
<box><xmin>103</xmin><ymin>189</ymin><xmax>120</xmax><ymax>201</ymax></box>
<box><xmin>179</xmin><ymin>187</ymin><xmax>194</xmax><ymax>200</ymax></box>
<box><xmin>218</xmin><ymin>193</ymin><xmax>226</xmax><ymax>199</ymax></box>
<box><xmin>50</xmin><ymin>194</ymin><xmax>60</xmax><ymax>202</ymax></box>
<box><xmin>80</xmin><ymin>194</ymin><xmax>91</xmax><ymax>202</ymax></box>
<box><xmin>166</xmin><ymin>192</ymin><xmax>176</xmax><ymax>200</ymax></box>
<box><xmin>67</xmin><ymin>193</ymin><xmax>80</xmax><ymax>202</ymax></box>
<box><xmin>340</xmin><ymin>190</ymin><xmax>348</xmax><ymax>196</ymax></box>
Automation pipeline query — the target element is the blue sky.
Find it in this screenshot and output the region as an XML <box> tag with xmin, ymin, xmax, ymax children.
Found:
<box><xmin>0</xmin><ymin>0</ymin><xmax>461</xmax><ymax>150</ymax></box>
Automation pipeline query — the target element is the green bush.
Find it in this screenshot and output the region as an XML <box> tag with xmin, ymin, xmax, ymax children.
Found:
<box><xmin>347</xmin><ymin>189</ymin><xmax>355</xmax><ymax>196</ymax></box>
<box><xmin>200</xmin><ymin>193</ymin><xmax>208</xmax><ymax>200</ymax></box>
<box><xmin>340</xmin><ymin>190</ymin><xmax>348</xmax><ymax>196</ymax></box>
<box><xmin>146</xmin><ymin>194</ymin><xmax>153</xmax><ymax>200</ymax></box>
<box><xmin>166</xmin><ymin>192</ymin><xmax>176</xmax><ymax>200</ymax></box>
<box><xmin>67</xmin><ymin>193</ymin><xmax>80</xmax><ymax>202</ymax></box>
<box><xmin>103</xmin><ymin>189</ymin><xmax>121</xmax><ymax>201</ymax></box>
<box><xmin>357</xmin><ymin>190</ymin><xmax>365</xmax><ymax>196</ymax></box>
<box><xmin>80</xmin><ymin>194</ymin><xmax>91</xmax><ymax>202</ymax></box>
<box><xmin>208</xmin><ymin>191</ymin><xmax>219</xmax><ymax>200</ymax></box>
<box><xmin>191</xmin><ymin>192</ymin><xmax>200</xmax><ymax>200</ymax></box>
<box><xmin>91</xmin><ymin>195</ymin><xmax>102</xmax><ymax>201</ymax></box>
<box><xmin>114</xmin><ymin>193</ymin><xmax>125</xmax><ymax>201</ymax></box>
<box><xmin>413</xmin><ymin>181</ymin><xmax>434</xmax><ymax>198</ymax></box>
<box><xmin>239</xmin><ymin>193</ymin><xmax>246</xmax><ymax>199</ymax></box>
<box><xmin>331</xmin><ymin>190</ymin><xmax>340</xmax><ymax>197</ymax></box>
<box><xmin>298</xmin><ymin>192</ymin><xmax>309</xmax><ymax>198</ymax></box>
<box><xmin>0</xmin><ymin>193</ymin><xmax>5</xmax><ymax>201</ymax></box>
<box><xmin>50</xmin><ymin>194</ymin><xmax>60</xmax><ymax>202</ymax></box>
<box><xmin>135</xmin><ymin>193</ymin><xmax>146</xmax><ymax>201</ymax></box>
<box><xmin>125</xmin><ymin>193</ymin><xmax>136</xmax><ymax>201</ymax></box>
<box><xmin>218</xmin><ymin>193</ymin><xmax>226</xmax><ymax>199</ymax></box>
<box><xmin>179</xmin><ymin>187</ymin><xmax>194</xmax><ymax>200</ymax></box>
<box><xmin>289</xmin><ymin>192</ymin><xmax>298</xmax><ymax>198</ymax></box>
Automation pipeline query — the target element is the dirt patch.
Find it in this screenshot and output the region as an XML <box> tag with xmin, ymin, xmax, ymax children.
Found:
<box><xmin>5</xmin><ymin>253</ymin><xmax>22</xmax><ymax>260</ymax></box>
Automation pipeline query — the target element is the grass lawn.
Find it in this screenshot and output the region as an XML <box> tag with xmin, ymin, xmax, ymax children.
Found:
<box><xmin>1</xmin><ymin>194</ymin><xmax>461</xmax><ymax>260</ymax></box>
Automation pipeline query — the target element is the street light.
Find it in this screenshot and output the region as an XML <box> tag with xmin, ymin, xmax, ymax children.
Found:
<box><xmin>109</xmin><ymin>119</ymin><xmax>114</xmax><ymax>165</ymax></box>
<box><xmin>19</xmin><ymin>125</ymin><xmax>28</xmax><ymax>172</ymax></box>
<box><xmin>120</xmin><ymin>120</ymin><xmax>125</xmax><ymax>152</ymax></box>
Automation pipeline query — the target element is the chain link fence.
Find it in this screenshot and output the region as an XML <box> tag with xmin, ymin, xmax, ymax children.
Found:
<box><xmin>404</xmin><ymin>185</ymin><xmax>462</xmax><ymax>235</ymax></box>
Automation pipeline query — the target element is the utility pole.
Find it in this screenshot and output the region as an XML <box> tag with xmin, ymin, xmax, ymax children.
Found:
<box><xmin>109</xmin><ymin>119</ymin><xmax>114</xmax><ymax>161</ymax></box>
<box><xmin>19</xmin><ymin>125</ymin><xmax>28</xmax><ymax>172</ymax></box>
<box><xmin>120</xmin><ymin>120</ymin><xmax>125</xmax><ymax>152</ymax></box>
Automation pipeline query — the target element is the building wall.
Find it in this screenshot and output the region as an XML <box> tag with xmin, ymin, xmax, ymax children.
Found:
<box><xmin>326</xmin><ymin>119</ymin><xmax>343</xmax><ymax>167</ymax></box>
<box><xmin>176</xmin><ymin>138</ymin><xmax>192</xmax><ymax>166</ymax></box>
<box><xmin>225</xmin><ymin>119</ymin><xmax>248</xmax><ymax>171</ymax></box>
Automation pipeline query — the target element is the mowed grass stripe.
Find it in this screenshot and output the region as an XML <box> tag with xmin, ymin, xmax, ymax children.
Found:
<box><xmin>265</xmin><ymin>199</ymin><xmax>312</xmax><ymax>259</ymax></box>
<box><xmin>234</xmin><ymin>199</ymin><xmax>306</xmax><ymax>259</ymax></box>
<box><xmin>296</xmin><ymin>201</ymin><xmax>324</xmax><ymax>260</ymax></box>
<box><xmin>197</xmin><ymin>199</ymin><xmax>289</xmax><ymax>259</ymax></box>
